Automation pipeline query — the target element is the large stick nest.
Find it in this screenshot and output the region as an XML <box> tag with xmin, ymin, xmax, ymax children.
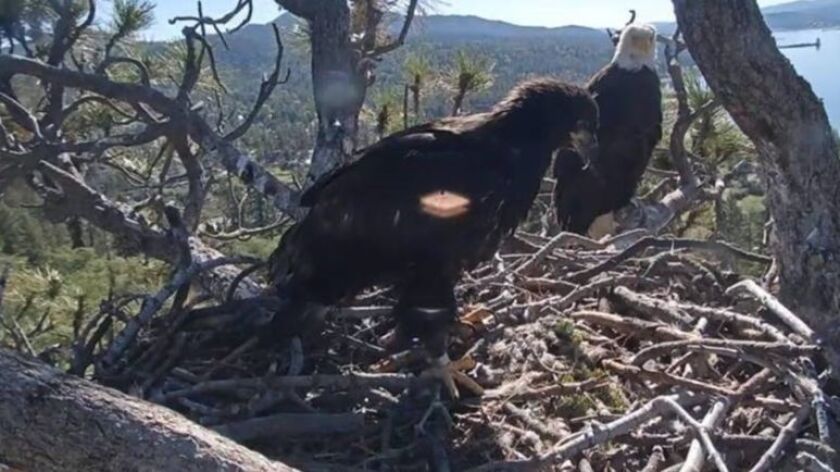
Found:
<box><xmin>85</xmin><ymin>229</ymin><xmax>839</xmax><ymax>472</ymax></box>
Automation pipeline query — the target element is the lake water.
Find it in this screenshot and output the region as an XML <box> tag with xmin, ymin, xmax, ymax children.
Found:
<box><xmin>775</xmin><ymin>28</ymin><xmax>840</xmax><ymax>127</ymax></box>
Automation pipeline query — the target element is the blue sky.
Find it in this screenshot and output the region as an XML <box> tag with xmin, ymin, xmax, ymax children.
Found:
<box><xmin>131</xmin><ymin>0</ymin><xmax>791</xmax><ymax>41</ymax></box>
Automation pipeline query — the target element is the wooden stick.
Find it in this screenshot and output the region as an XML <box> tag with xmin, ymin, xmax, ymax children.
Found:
<box><xmin>676</xmin><ymin>302</ymin><xmax>790</xmax><ymax>343</ymax></box>
<box><xmin>657</xmin><ymin>397</ymin><xmax>730</xmax><ymax>472</ymax></box>
<box><xmin>484</xmin><ymin>377</ymin><xmax>610</xmax><ymax>402</ymax></box>
<box><xmin>503</xmin><ymin>403</ymin><xmax>564</xmax><ymax>441</ymax></box>
<box><xmin>158</xmin><ymin>372</ymin><xmax>429</xmax><ymax>403</ymax></box>
<box><xmin>641</xmin><ymin>446</ymin><xmax>666</xmax><ymax>472</ymax></box>
<box><xmin>727</xmin><ymin>279</ymin><xmax>840</xmax><ymax>381</ymax></box>
<box><xmin>514</xmin><ymin>232</ymin><xmax>602</xmax><ymax>276</ymax></box>
<box><xmin>717</xmin><ymin>434</ymin><xmax>836</xmax><ymax>462</ymax></box>
<box><xmin>213</xmin><ymin>413</ymin><xmax>365</xmax><ymax>442</ymax></box>
<box><xmin>796</xmin><ymin>452</ymin><xmax>834</xmax><ymax>472</ymax></box>
<box><xmin>604</xmin><ymin>360</ymin><xmax>737</xmax><ymax>397</ymax></box>
<box><xmin>464</xmin><ymin>393</ymin><xmax>709</xmax><ymax>472</ymax></box>
<box><xmin>726</xmin><ymin>280</ymin><xmax>814</xmax><ymax>339</ymax></box>
<box><xmin>631</xmin><ymin>339</ymin><xmax>818</xmax><ymax>367</ymax></box>
<box><xmin>678</xmin><ymin>399</ymin><xmax>729</xmax><ymax>472</ymax></box>
<box><xmin>499</xmin><ymin>275</ymin><xmax>640</xmax><ymax>319</ymax></box>
<box><xmin>570</xmin><ymin>311</ymin><xmax>697</xmax><ymax>342</ymax></box>
<box><xmin>569</xmin><ymin>237</ymin><xmax>771</xmax><ymax>283</ymax></box>
<box><xmin>612</xmin><ymin>287</ymin><xmax>694</xmax><ymax>326</ymax></box>
<box><xmin>98</xmin><ymin>256</ymin><xmax>255</xmax><ymax>373</ymax></box>
<box><xmin>748</xmin><ymin>402</ymin><xmax>812</xmax><ymax>472</ymax></box>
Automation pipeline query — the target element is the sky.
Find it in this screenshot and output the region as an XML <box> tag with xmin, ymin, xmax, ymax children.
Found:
<box><xmin>134</xmin><ymin>0</ymin><xmax>793</xmax><ymax>41</ymax></box>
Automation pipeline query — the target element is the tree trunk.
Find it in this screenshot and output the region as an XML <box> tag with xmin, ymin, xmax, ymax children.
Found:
<box><xmin>673</xmin><ymin>0</ymin><xmax>840</xmax><ymax>346</ymax></box>
<box><xmin>305</xmin><ymin>2</ymin><xmax>368</xmax><ymax>188</ymax></box>
<box><xmin>451</xmin><ymin>89</ymin><xmax>467</xmax><ymax>117</ymax></box>
<box><xmin>0</xmin><ymin>349</ymin><xmax>298</xmax><ymax>472</ymax></box>
<box><xmin>66</xmin><ymin>217</ymin><xmax>85</xmax><ymax>248</ymax></box>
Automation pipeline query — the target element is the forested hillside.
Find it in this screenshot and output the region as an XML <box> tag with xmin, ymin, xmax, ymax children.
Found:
<box><xmin>208</xmin><ymin>13</ymin><xmax>617</xmax><ymax>161</ymax></box>
<box><xmin>206</xmin><ymin>1</ymin><xmax>840</xmax><ymax>164</ymax></box>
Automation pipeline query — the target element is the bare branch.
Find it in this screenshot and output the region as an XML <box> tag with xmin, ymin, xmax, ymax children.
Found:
<box><xmin>98</xmin><ymin>253</ymin><xmax>259</xmax><ymax>374</ymax></box>
<box><xmin>748</xmin><ymin>403</ymin><xmax>813</xmax><ymax>472</ymax></box>
<box><xmin>368</xmin><ymin>0</ymin><xmax>420</xmax><ymax>57</ymax></box>
<box><xmin>225</xmin><ymin>24</ymin><xmax>289</xmax><ymax>141</ymax></box>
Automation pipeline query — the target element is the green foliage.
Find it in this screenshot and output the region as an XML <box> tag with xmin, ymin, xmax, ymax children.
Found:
<box><xmin>684</xmin><ymin>69</ymin><xmax>714</xmax><ymax>110</ymax></box>
<box><xmin>596</xmin><ymin>383</ymin><xmax>630</xmax><ymax>411</ymax></box>
<box><xmin>0</xmin><ymin>202</ymin><xmax>62</xmax><ymax>263</ymax></box>
<box><xmin>403</xmin><ymin>52</ymin><xmax>433</xmax><ymax>89</ymax></box>
<box><xmin>220</xmin><ymin>235</ymin><xmax>281</xmax><ymax>262</ymax></box>
<box><xmin>110</xmin><ymin>0</ymin><xmax>155</xmax><ymax>41</ymax></box>
<box><xmin>555</xmin><ymin>393</ymin><xmax>596</xmax><ymax>418</ymax></box>
<box><xmin>403</xmin><ymin>51</ymin><xmax>434</xmax><ymax>124</ymax></box>
<box><xmin>553</xmin><ymin>319</ymin><xmax>582</xmax><ymax>346</ymax></box>
<box><xmin>445</xmin><ymin>49</ymin><xmax>495</xmax><ymax>113</ymax></box>
<box><xmin>0</xmin><ymin>247</ymin><xmax>166</xmax><ymax>355</ymax></box>
<box><xmin>366</xmin><ymin>86</ymin><xmax>407</xmax><ymax>137</ymax></box>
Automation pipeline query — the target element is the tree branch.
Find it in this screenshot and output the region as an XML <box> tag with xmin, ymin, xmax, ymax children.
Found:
<box><xmin>368</xmin><ymin>0</ymin><xmax>420</xmax><ymax>57</ymax></box>
<box><xmin>0</xmin><ymin>348</ymin><xmax>298</xmax><ymax>472</ymax></box>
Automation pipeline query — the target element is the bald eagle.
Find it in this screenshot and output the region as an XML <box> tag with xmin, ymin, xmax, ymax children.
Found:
<box><xmin>553</xmin><ymin>24</ymin><xmax>663</xmax><ymax>237</ymax></box>
<box><xmin>268</xmin><ymin>78</ymin><xmax>598</xmax><ymax>396</ymax></box>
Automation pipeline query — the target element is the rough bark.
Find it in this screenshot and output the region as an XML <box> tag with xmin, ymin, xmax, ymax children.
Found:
<box><xmin>277</xmin><ymin>0</ymin><xmax>367</xmax><ymax>188</ymax></box>
<box><xmin>276</xmin><ymin>0</ymin><xmax>420</xmax><ymax>187</ymax></box>
<box><xmin>0</xmin><ymin>349</ymin><xmax>298</xmax><ymax>472</ymax></box>
<box><xmin>673</xmin><ymin>0</ymin><xmax>840</xmax><ymax>347</ymax></box>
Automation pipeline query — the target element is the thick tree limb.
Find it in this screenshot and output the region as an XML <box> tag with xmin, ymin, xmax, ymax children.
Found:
<box><xmin>0</xmin><ymin>349</ymin><xmax>298</xmax><ymax>472</ymax></box>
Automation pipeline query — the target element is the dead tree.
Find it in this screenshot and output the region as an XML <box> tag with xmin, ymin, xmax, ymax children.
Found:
<box><xmin>0</xmin><ymin>348</ymin><xmax>298</xmax><ymax>472</ymax></box>
<box><xmin>275</xmin><ymin>0</ymin><xmax>421</xmax><ymax>188</ymax></box>
<box><xmin>673</xmin><ymin>0</ymin><xmax>840</xmax><ymax>352</ymax></box>
<box><xmin>0</xmin><ymin>1</ymin><xmax>303</xmax><ymax>300</ymax></box>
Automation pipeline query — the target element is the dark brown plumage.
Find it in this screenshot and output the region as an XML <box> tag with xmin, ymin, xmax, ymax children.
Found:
<box><xmin>554</xmin><ymin>26</ymin><xmax>663</xmax><ymax>235</ymax></box>
<box><xmin>267</xmin><ymin>78</ymin><xmax>598</xmax><ymax>391</ymax></box>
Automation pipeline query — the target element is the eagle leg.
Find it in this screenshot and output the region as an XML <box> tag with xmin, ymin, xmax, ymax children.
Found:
<box><xmin>394</xmin><ymin>273</ymin><xmax>484</xmax><ymax>399</ymax></box>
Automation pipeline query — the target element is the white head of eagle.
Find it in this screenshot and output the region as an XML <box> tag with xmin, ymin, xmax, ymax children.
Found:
<box><xmin>612</xmin><ymin>24</ymin><xmax>657</xmax><ymax>71</ymax></box>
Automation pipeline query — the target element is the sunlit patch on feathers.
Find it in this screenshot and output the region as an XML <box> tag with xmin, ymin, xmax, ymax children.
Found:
<box><xmin>420</xmin><ymin>191</ymin><xmax>471</xmax><ymax>218</ymax></box>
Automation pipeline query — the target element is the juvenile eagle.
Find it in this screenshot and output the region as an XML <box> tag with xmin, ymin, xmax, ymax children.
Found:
<box><xmin>553</xmin><ymin>24</ymin><xmax>663</xmax><ymax>237</ymax></box>
<box><xmin>267</xmin><ymin>78</ymin><xmax>598</xmax><ymax>396</ymax></box>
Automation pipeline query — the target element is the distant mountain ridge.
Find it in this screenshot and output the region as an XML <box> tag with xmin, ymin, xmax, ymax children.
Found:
<box><xmin>764</xmin><ymin>0</ymin><xmax>840</xmax><ymax>14</ymax></box>
<box><xmin>191</xmin><ymin>0</ymin><xmax>837</xmax><ymax>154</ymax></box>
<box><xmin>397</xmin><ymin>15</ymin><xmax>603</xmax><ymax>40</ymax></box>
<box><xmin>261</xmin><ymin>0</ymin><xmax>840</xmax><ymax>44</ymax></box>
<box><xmin>762</xmin><ymin>0</ymin><xmax>840</xmax><ymax>30</ymax></box>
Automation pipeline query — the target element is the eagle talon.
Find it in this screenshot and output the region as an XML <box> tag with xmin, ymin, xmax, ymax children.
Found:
<box><xmin>419</xmin><ymin>354</ymin><xmax>458</xmax><ymax>399</ymax></box>
<box><xmin>419</xmin><ymin>354</ymin><xmax>485</xmax><ymax>400</ymax></box>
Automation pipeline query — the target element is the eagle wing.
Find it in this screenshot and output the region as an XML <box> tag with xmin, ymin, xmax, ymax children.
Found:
<box><xmin>291</xmin><ymin>126</ymin><xmax>514</xmax><ymax>276</ymax></box>
<box><xmin>588</xmin><ymin>64</ymin><xmax>662</xmax><ymax>144</ymax></box>
<box><xmin>587</xmin><ymin>64</ymin><xmax>663</xmax><ymax>178</ymax></box>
